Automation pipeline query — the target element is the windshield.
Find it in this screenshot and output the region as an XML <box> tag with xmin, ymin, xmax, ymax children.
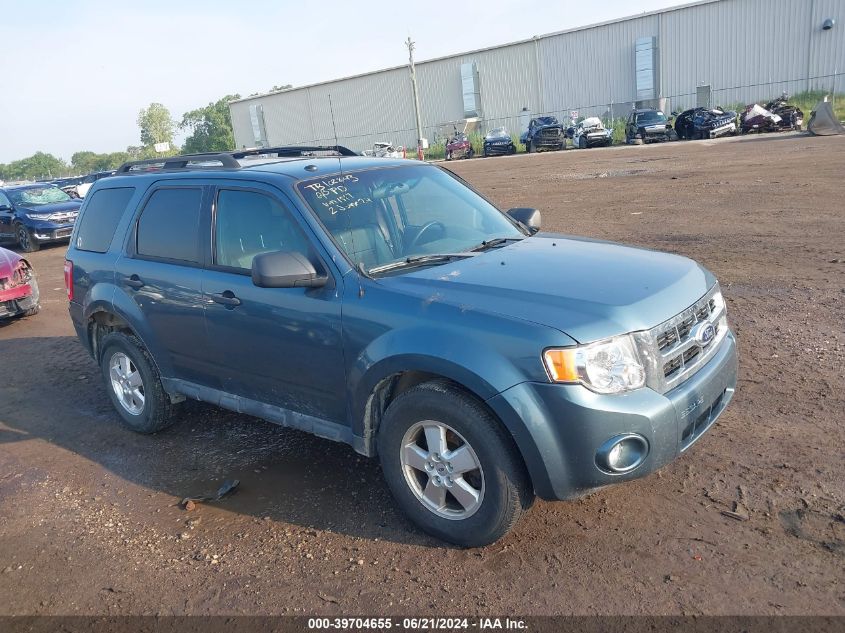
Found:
<box><xmin>297</xmin><ymin>165</ymin><xmax>524</xmax><ymax>273</ymax></box>
<box><xmin>637</xmin><ymin>111</ymin><xmax>667</xmax><ymax>125</ymax></box>
<box><xmin>9</xmin><ymin>186</ymin><xmax>72</xmax><ymax>206</ymax></box>
<box><xmin>486</xmin><ymin>127</ymin><xmax>509</xmax><ymax>139</ymax></box>
<box><xmin>535</xmin><ymin>117</ymin><xmax>559</xmax><ymax>126</ymax></box>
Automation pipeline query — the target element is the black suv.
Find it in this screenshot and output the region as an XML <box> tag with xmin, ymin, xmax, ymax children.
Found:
<box><xmin>625</xmin><ymin>109</ymin><xmax>671</xmax><ymax>144</ymax></box>
<box><xmin>65</xmin><ymin>146</ymin><xmax>737</xmax><ymax>546</ymax></box>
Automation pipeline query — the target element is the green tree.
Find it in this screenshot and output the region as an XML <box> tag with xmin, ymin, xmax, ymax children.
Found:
<box><xmin>0</xmin><ymin>152</ymin><xmax>68</xmax><ymax>181</ymax></box>
<box><xmin>180</xmin><ymin>94</ymin><xmax>240</xmax><ymax>154</ymax></box>
<box><xmin>72</xmin><ymin>151</ymin><xmax>131</xmax><ymax>173</ymax></box>
<box><xmin>137</xmin><ymin>103</ymin><xmax>175</xmax><ymax>148</ymax></box>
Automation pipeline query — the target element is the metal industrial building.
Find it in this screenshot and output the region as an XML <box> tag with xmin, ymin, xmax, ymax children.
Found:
<box><xmin>229</xmin><ymin>0</ymin><xmax>844</xmax><ymax>153</ymax></box>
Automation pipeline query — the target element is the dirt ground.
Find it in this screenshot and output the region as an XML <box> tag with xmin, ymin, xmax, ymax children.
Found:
<box><xmin>0</xmin><ymin>133</ymin><xmax>843</xmax><ymax>616</ymax></box>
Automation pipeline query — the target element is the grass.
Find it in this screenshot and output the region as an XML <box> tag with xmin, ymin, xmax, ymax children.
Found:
<box><xmin>706</xmin><ymin>90</ymin><xmax>845</xmax><ymax>121</ymax></box>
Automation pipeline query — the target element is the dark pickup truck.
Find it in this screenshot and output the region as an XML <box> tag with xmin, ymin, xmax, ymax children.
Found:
<box><xmin>520</xmin><ymin>116</ymin><xmax>565</xmax><ymax>152</ymax></box>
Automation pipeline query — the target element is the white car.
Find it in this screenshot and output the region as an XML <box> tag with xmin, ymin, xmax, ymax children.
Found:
<box><xmin>571</xmin><ymin>117</ymin><xmax>613</xmax><ymax>149</ymax></box>
<box><xmin>362</xmin><ymin>142</ymin><xmax>404</xmax><ymax>159</ymax></box>
<box><xmin>74</xmin><ymin>170</ymin><xmax>116</xmax><ymax>198</ymax></box>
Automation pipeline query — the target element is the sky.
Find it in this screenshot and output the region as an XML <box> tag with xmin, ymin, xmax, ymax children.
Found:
<box><xmin>0</xmin><ymin>0</ymin><xmax>684</xmax><ymax>164</ymax></box>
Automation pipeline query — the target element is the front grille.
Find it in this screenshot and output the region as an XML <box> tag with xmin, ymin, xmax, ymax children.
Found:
<box><xmin>635</xmin><ymin>284</ymin><xmax>728</xmax><ymax>394</ymax></box>
<box><xmin>539</xmin><ymin>129</ymin><xmax>561</xmax><ymax>140</ymax></box>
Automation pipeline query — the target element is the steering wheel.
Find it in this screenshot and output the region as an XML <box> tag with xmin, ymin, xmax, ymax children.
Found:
<box><xmin>409</xmin><ymin>221</ymin><xmax>446</xmax><ymax>250</ymax></box>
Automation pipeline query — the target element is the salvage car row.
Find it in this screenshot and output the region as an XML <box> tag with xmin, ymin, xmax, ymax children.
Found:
<box><xmin>441</xmin><ymin>93</ymin><xmax>809</xmax><ymax>159</ymax></box>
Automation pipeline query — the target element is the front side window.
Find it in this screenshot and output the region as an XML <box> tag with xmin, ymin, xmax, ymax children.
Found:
<box><xmin>297</xmin><ymin>165</ymin><xmax>523</xmax><ymax>272</ymax></box>
<box><xmin>136</xmin><ymin>188</ymin><xmax>202</xmax><ymax>263</ymax></box>
<box><xmin>214</xmin><ymin>189</ymin><xmax>311</xmax><ymax>271</ymax></box>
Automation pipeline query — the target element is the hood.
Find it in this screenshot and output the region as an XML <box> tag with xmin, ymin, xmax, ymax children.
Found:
<box><xmin>533</xmin><ymin>123</ymin><xmax>563</xmax><ymax>131</ymax></box>
<box><xmin>15</xmin><ymin>200</ymin><xmax>82</xmax><ymax>215</ymax></box>
<box><xmin>0</xmin><ymin>246</ymin><xmax>23</xmax><ymax>276</ymax></box>
<box><xmin>380</xmin><ymin>235</ymin><xmax>715</xmax><ymax>343</ymax></box>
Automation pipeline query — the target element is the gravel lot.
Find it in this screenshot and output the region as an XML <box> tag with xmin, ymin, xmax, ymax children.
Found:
<box><xmin>0</xmin><ymin>132</ymin><xmax>843</xmax><ymax>616</ymax></box>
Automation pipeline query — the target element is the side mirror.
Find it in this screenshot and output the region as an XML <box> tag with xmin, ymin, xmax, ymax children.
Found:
<box><xmin>507</xmin><ymin>208</ymin><xmax>541</xmax><ymax>233</ymax></box>
<box><xmin>251</xmin><ymin>251</ymin><xmax>327</xmax><ymax>288</ymax></box>
<box><xmin>0</xmin><ymin>204</ymin><xmax>11</xmax><ymax>212</ymax></box>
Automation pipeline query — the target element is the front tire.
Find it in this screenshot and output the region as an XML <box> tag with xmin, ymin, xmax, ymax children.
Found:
<box><xmin>378</xmin><ymin>381</ymin><xmax>533</xmax><ymax>547</ymax></box>
<box><xmin>99</xmin><ymin>332</ymin><xmax>177</xmax><ymax>434</ymax></box>
<box><xmin>15</xmin><ymin>224</ymin><xmax>39</xmax><ymax>253</ymax></box>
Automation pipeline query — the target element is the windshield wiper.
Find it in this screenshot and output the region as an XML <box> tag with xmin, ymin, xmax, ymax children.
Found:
<box><xmin>368</xmin><ymin>253</ymin><xmax>475</xmax><ymax>275</ymax></box>
<box><xmin>469</xmin><ymin>236</ymin><xmax>524</xmax><ymax>252</ymax></box>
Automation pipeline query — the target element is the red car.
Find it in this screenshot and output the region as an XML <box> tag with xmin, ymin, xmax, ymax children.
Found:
<box><xmin>0</xmin><ymin>246</ymin><xmax>40</xmax><ymax>319</ymax></box>
<box><xmin>446</xmin><ymin>133</ymin><xmax>474</xmax><ymax>160</ymax></box>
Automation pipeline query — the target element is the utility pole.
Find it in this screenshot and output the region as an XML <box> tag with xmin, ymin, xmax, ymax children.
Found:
<box><xmin>406</xmin><ymin>37</ymin><xmax>424</xmax><ymax>160</ymax></box>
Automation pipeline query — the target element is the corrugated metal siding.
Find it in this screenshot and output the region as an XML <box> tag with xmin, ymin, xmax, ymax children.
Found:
<box><xmin>809</xmin><ymin>0</ymin><xmax>845</xmax><ymax>93</ymax></box>
<box><xmin>538</xmin><ymin>14</ymin><xmax>659</xmax><ymax>119</ymax></box>
<box><xmin>417</xmin><ymin>41</ymin><xmax>538</xmax><ymax>135</ymax></box>
<box><xmin>662</xmin><ymin>0</ymin><xmax>819</xmax><ymax>110</ymax></box>
<box><xmin>230</xmin><ymin>0</ymin><xmax>845</xmax><ymax>150</ymax></box>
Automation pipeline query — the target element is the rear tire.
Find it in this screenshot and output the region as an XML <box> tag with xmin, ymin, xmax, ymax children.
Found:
<box><xmin>377</xmin><ymin>381</ymin><xmax>534</xmax><ymax>547</ymax></box>
<box><xmin>99</xmin><ymin>332</ymin><xmax>177</xmax><ymax>434</ymax></box>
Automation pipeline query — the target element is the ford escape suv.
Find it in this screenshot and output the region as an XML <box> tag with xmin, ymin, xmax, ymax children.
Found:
<box><xmin>65</xmin><ymin>146</ymin><xmax>737</xmax><ymax>547</ymax></box>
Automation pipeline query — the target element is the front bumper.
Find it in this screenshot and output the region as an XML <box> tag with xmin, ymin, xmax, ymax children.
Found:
<box><xmin>484</xmin><ymin>143</ymin><xmax>514</xmax><ymax>155</ymax></box>
<box><xmin>0</xmin><ymin>278</ymin><xmax>39</xmax><ymax>318</ymax></box>
<box><xmin>488</xmin><ymin>331</ymin><xmax>737</xmax><ymax>500</ymax></box>
<box><xmin>29</xmin><ymin>221</ymin><xmax>75</xmax><ymax>243</ymax></box>
<box><xmin>706</xmin><ymin>122</ymin><xmax>737</xmax><ymax>138</ymax></box>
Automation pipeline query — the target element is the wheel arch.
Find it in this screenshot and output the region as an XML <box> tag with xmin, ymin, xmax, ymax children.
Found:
<box><xmin>353</xmin><ymin>358</ymin><xmax>545</xmax><ymax>496</ymax></box>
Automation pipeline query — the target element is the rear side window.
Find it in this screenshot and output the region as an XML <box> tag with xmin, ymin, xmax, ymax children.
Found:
<box><xmin>75</xmin><ymin>187</ymin><xmax>136</xmax><ymax>253</ymax></box>
<box><xmin>136</xmin><ymin>188</ymin><xmax>203</xmax><ymax>263</ymax></box>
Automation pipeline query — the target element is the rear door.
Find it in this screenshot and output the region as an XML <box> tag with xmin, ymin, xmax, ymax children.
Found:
<box><xmin>113</xmin><ymin>183</ymin><xmax>214</xmax><ymax>385</ymax></box>
<box><xmin>201</xmin><ymin>182</ymin><xmax>347</xmax><ymax>424</ymax></box>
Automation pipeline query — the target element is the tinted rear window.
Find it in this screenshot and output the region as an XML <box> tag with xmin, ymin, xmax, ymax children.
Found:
<box><xmin>75</xmin><ymin>187</ymin><xmax>136</xmax><ymax>253</ymax></box>
<box><xmin>136</xmin><ymin>188</ymin><xmax>203</xmax><ymax>263</ymax></box>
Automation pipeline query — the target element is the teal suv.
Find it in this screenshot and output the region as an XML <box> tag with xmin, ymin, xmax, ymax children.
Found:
<box><xmin>65</xmin><ymin>147</ymin><xmax>737</xmax><ymax>546</ymax></box>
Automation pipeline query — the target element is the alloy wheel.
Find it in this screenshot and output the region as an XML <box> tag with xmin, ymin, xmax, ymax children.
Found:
<box><xmin>109</xmin><ymin>352</ymin><xmax>145</xmax><ymax>415</ymax></box>
<box><xmin>17</xmin><ymin>227</ymin><xmax>31</xmax><ymax>251</ymax></box>
<box><xmin>400</xmin><ymin>420</ymin><xmax>485</xmax><ymax>520</ymax></box>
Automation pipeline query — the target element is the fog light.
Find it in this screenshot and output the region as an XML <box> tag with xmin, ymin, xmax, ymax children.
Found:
<box><xmin>596</xmin><ymin>434</ymin><xmax>649</xmax><ymax>473</ymax></box>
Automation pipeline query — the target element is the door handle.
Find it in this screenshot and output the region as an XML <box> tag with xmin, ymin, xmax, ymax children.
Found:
<box><xmin>125</xmin><ymin>275</ymin><xmax>145</xmax><ymax>289</ymax></box>
<box><xmin>210</xmin><ymin>291</ymin><xmax>241</xmax><ymax>307</ymax></box>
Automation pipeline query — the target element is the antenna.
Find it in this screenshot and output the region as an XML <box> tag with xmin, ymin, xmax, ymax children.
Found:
<box><xmin>326</xmin><ymin>94</ymin><xmax>363</xmax><ymax>290</ymax></box>
<box><xmin>328</xmin><ymin>93</ymin><xmax>339</xmax><ymax>147</ymax></box>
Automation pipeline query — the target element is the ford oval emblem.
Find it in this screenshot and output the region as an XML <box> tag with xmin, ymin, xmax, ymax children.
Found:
<box><xmin>692</xmin><ymin>322</ymin><xmax>716</xmax><ymax>347</ymax></box>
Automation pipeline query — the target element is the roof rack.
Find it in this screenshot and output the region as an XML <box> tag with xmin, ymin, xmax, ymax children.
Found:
<box><xmin>234</xmin><ymin>145</ymin><xmax>359</xmax><ymax>158</ymax></box>
<box><xmin>115</xmin><ymin>145</ymin><xmax>359</xmax><ymax>174</ymax></box>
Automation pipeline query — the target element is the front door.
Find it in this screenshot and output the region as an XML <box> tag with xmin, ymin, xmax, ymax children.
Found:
<box><xmin>0</xmin><ymin>192</ymin><xmax>15</xmax><ymax>244</ymax></box>
<box><xmin>202</xmin><ymin>185</ymin><xmax>347</xmax><ymax>425</ymax></box>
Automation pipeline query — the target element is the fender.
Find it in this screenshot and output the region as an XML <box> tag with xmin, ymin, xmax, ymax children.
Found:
<box><xmin>347</xmin><ymin>318</ymin><xmax>574</xmax><ymax>467</ymax></box>
<box><xmin>86</xmin><ymin>283</ymin><xmax>174</xmax><ymax>378</ymax></box>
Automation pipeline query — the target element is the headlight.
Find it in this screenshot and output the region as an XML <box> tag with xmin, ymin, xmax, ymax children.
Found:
<box><xmin>543</xmin><ymin>334</ymin><xmax>646</xmax><ymax>394</ymax></box>
<box><xmin>26</xmin><ymin>213</ymin><xmax>52</xmax><ymax>220</ymax></box>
